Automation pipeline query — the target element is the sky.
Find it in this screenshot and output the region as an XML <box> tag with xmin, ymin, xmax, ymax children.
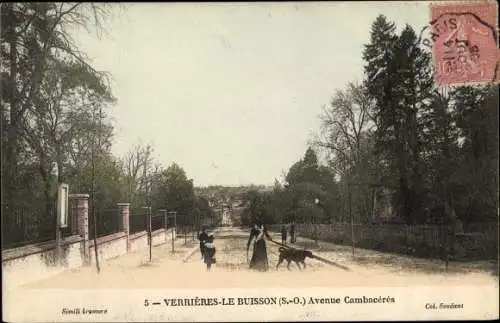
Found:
<box><xmin>71</xmin><ymin>2</ymin><xmax>430</xmax><ymax>187</ymax></box>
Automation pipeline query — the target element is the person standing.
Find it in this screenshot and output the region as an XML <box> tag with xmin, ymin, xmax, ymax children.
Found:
<box><xmin>290</xmin><ymin>222</ymin><xmax>296</xmax><ymax>244</ymax></box>
<box><xmin>203</xmin><ymin>233</ymin><xmax>216</xmax><ymax>271</ymax></box>
<box><xmin>247</xmin><ymin>219</ymin><xmax>273</xmax><ymax>272</ymax></box>
<box><xmin>280</xmin><ymin>224</ymin><xmax>287</xmax><ymax>245</ymax></box>
<box><xmin>198</xmin><ymin>227</ymin><xmax>209</xmax><ymax>259</ymax></box>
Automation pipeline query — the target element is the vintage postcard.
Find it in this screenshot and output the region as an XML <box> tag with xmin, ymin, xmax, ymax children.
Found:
<box><xmin>2</xmin><ymin>1</ymin><xmax>499</xmax><ymax>322</ymax></box>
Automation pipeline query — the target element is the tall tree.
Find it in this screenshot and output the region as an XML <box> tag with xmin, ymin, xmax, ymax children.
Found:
<box><xmin>362</xmin><ymin>15</ymin><xmax>398</xmax><ymax>191</ymax></box>
<box><xmin>316</xmin><ymin>81</ymin><xmax>376</xmax><ymax>223</ymax></box>
<box><xmin>392</xmin><ymin>25</ymin><xmax>435</xmax><ymax>222</ymax></box>
<box><xmin>1</xmin><ymin>3</ymin><xmax>114</xmax><ymax>210</ymax></box>
<box><xmin>22</xmin><ymin>57</ymin><xmax>114</xmax><ymax>209</ymax></box>
<box><xmin>363</xmin><ymin>17</ymin><xmax>435</xmax><ymax>223</ymax></box>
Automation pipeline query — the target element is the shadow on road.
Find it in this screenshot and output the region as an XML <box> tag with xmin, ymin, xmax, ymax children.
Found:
<box><xmin>353</xmin><ymin>254</ymin><xmax>499</xmax><ymax>276</ymax></box>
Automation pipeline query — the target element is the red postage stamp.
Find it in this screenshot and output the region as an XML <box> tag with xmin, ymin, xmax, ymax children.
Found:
<box><xmin>429</xmin><ymin>1</ymin><xmax>499</xmax><ymax>85</ymax></box>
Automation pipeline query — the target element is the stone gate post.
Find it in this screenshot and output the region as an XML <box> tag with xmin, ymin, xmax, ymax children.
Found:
<box><xmin>69</xmin><ymin>194</ymin><xmax>90</xmax><ymax>266</ymax></box>
<box><xmin>117</xmin><ymin>203</ymin><xmax>131</xmax><ymax>252</ymax></box>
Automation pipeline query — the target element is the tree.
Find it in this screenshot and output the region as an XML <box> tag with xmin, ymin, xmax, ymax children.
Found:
<box><xmin>391</xmin><ymin>25</ymin><xmax>435</xmax><ymax>223</ymax></box>
<box><xmin>68</xmin><ymin>152</ymin><xmax>126</xmax><ymax>209</ymax></box>
<box><xmin>417</xmin><ymin>87</ymin><xmax>458</xmax><ymax>222</ymax></box>
<box><xmin>285</xmin><ymin>147</ymin><xmax>321</xmax><ymax>185</ymax></box>
<box><xmin>152</xmin><ymin>163</ymin><xmax>195</xmax><ymax>223</ymax></box>
<box><xmin>449</xmin><ymin>85</ymin><xmax>499</xmax><ymax>223</ymax></box>
<box><xmin>122</xmin><ymin>144</ymin><xmax>163</xmax><ymax>206</ymax></box>
<box><xmin>240</xmin><ymin>189</ymin><xmax>278</xmax><ymax>226</ymax></box>
<box><xmin>281</xmin><ymin>147</ymin><xmax>342</xmax><ymax>223</ymax></box>
<box><xmin>362</xmin><ymin>15</ymin><xmax>397</xmax><ymax>120</ymax></box>
<box><xmin>1</xmin><ymin>3</ymin><xmax>114</xmax><ymax>210</ymax></box>
<box><xmin>363</xmin><ymin>16</ymin><xmax>436</xmax><ymax>223</ymax></box>
<box><xmin>21</xmin><ymin>56</ymin><xmax>115</xmax><ymax>212</ymax></box>
<box><xmin>316</xmin><ymin>81</ymin><xmax>376</xmax><ymax>223</ymax></box>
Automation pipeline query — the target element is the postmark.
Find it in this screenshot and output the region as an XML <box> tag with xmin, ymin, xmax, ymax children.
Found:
<box><xmin>425</xmin><ymin>1</ymin><xmax>499</xmax><ymax>85</ymax></box>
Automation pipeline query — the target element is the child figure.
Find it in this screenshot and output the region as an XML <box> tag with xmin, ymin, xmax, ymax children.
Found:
<box><xmin>203</xmin><ymin>232</ymin><xmax>216</xmax><ymax>271</ymax></box>
<box><xmin>198</xmin><ymin>227</ymin><xmax>209</xmax><ymax>260</ymax></box>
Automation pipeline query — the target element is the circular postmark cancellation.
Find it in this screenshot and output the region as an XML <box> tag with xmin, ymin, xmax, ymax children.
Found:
<box><xmin>420</xmin><ymin>1</ymin><xmax>499</xmax><ymax>86</ymax></box>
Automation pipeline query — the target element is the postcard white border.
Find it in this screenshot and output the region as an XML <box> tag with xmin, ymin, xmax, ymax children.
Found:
<box><xmin>3</xmin><ymin>285</ymin><xmax>499</xmax><ymax>322</ymax></box>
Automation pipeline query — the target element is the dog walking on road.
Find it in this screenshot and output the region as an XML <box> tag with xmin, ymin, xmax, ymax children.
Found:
<box><xmin>276</xmin><ymin>246</ymin><xmax>313</xmax><ymax>271</ymax></box>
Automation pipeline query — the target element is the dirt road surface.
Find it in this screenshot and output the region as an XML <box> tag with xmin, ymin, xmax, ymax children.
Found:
<box><xmin>13</xmin><ymin>227</ymin><xmax>497</xmax><ymax>290</ymax></box>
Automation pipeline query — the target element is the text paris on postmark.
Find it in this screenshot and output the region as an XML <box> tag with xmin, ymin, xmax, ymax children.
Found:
<box><xmin>419</xmin><ymin>1</ymin><xmax>499</xmax><ymax>85</ymax></box>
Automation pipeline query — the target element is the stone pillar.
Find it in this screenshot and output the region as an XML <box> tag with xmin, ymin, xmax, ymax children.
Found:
<box><xmin>117</xmin><ymin>203</ymin><xmax>131</xmax><ymax>252</ymax></box>
<box><xmin>69</xmin><ymin>194</ymin><xmax>90</xmax><ymax>266</ymax></box>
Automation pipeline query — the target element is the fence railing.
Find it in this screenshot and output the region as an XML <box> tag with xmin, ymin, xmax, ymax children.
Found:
<box><xmin>286</xmin><ymin>222</ymin><xmax>498</xmax><ymax>260</ymax></box>
<box><xmin>129</xmin><ymin>208</ymin><xmax>148</xmax><ymax>234</ymax></box>
<box><xmin>128</xmin><ymin>210</ymin><xmax>212</xmax><ymax>235</ymax></box>
<box><xmin>151</xmin><ymin>214</ymin><xmax>164</xmax><ymax>232</ymax></box>
<box><xmin>1</xmin><ymin>203</ymin><xmax>219</xmax><ymax>251</ymax></box>
<box><xmin>88</xmin><ymin>208</ymin><xmax>121</xmax><ymax>240</ymax></box>
<box><xmin>1</xmin><ymin>203</ymin><xmax>58</xmax><ymax>249</ymax></box>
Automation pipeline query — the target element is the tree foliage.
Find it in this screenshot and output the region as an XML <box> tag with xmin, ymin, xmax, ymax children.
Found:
<box><xmin>325</xmin><ymin>14</ymin><xmax>500</xmax><ymax>225</ymax></box>
<box><xmin>1</xmin><ymin>3</ymin><xmax>206</xmax><ymax>232</ymax></box>
<box><xmin>1</xmin><ymin>3</ymin><xmax>115</xmax><ymax>212</ymax></box>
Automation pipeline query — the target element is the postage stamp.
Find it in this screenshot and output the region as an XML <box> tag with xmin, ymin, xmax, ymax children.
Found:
<box><xmin>2</xmin><ymin>2</ymin><xmax>499</xmax><ymax>323</ymax></box>
<box><xmin>429</xmin><ymin>1</ymin><xmax>499</xmax><ymax>85</ymax></box>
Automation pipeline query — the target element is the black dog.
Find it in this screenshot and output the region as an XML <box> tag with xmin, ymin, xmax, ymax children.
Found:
<box><xmin>276</xmin><ymin>247</ymin><xmax>314</xmax><ymax>271</ymax></box>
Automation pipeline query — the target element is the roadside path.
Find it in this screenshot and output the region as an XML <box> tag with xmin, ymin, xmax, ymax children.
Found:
<box><xmin>10</xmin><ymin>226</ymin><xmax>497</xmax><ymax>290</ymax></box>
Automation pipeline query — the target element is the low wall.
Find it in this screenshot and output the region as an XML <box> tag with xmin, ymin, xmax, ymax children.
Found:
<box><xmin>2</xmin><ymin>235</ymin><xmax>84</xmax><ymax>289</ymax></box>
<box><xmin>3</xmin><ymin>228</ymin><xmax>177</xmax><ymax>289</ymax></box>
<box><xmin>129</xmin><ymin>231</ymin><xmax>148</xmax><ymax>252</ymax></box>
<box><xmin>129</xmin><ymin>228</ymin><xmax>176</xmax><ymax>252</ymax></box>
<box><xmin>152</xmin><ymin>228</ymin><xmax>176</xmax><ymax>246</ymax></box>
<box><xmin>88</xmin><ymin>232</ymin><xmax>128</xmax><ymax>264</ymax></box>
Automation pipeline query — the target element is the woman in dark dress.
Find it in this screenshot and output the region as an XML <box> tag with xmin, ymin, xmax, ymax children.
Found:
<box><xmin>246</xmin><ymin>220</ymin><xmax>273</xmax><ymax>272</ymax></box>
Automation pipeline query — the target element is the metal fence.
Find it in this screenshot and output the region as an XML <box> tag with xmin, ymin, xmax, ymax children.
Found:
<box><xmin>2</xmin><ymin>203</ymin><xmax>56</xmax><ymax>249</ymax></box>
<box><xmin>88</xmin><ymin>208</ymin><xmax>121</xmax><ymax>240</ymax></box>
<box><xmin>151</xmin><ymin>213</ymin><xmax>166</xmax><ymax>231</ymax></box>
<box><xmin>129</xmin><ymin>209</ymin><xmax>173</xmax><ymax>234</ymax></box>
<box><xmin>288</xmin><ymin>222</ymin><xmax>498</xmax><ymax>260</ymax></box>
<box><xmin>129</xmin><ymin>208</ymin><xmax>148</xmax><ymax>234</ymax></box>
<box><xmin>1</xmin><ymin>199</ymin><xmax>83</xmax><ymax>250</ymax></box>
<box><xmin>166</xmin><ymin>212</ymin><xmax>176</xmax><ymax>228</ymax></box>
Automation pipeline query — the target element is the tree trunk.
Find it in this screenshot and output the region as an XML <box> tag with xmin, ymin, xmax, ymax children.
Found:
<box><xmin>5</xmin><ymin>3</ymin><xmax>20</xmax><ymax>212</ymax></box>
<box><xmin>371</xmin><ymin>188</ymin><xmax>377</xmax><ymax>221</ymax></box>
